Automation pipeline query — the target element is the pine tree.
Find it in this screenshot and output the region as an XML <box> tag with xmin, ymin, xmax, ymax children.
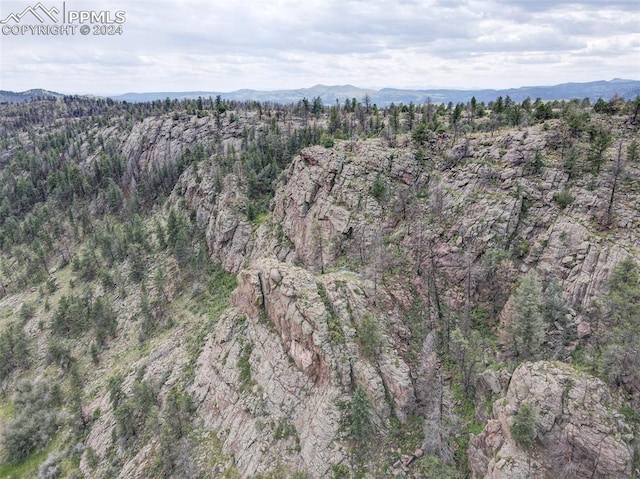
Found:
<box><xmin>542</xmin><ymin>278</ymin><xmax>566</xmax><ymax>327</ymax></box>
<box><xmin>350</xmin><ymin>384</ymin><xmax>373</xmax><ymax>443</ymax></box>
<box><xmin>588</xmin><ymin>128</ymin><xmax>613</xmax><ymax>174</ymax></box>
<box><xmin>543</xmin><ymin>278</ymin><xmax>568</xmax><ymax>357</ymax></box>
<box><xmin>601</xmin><ymin>258</ymin><xmax>640</xmax><ymax>388</ymax></box>
<box><xmin>0</xmin><ymin>323</ymin><xmax>30</xmax><ymax>389</ymax></box>
<box><xmin>357</xmin><ymin>312</ymin><xmax>382</xmax><ymax>360</ymax></box>
<box><xmin>512</xmin><ymin>402</ymin><xmax>537</xmax><ymax>451</ymax></box>
<box><xmin>512</xmin><ymin>270</ymin><xmax>545</xmax><ymax>360</ymax></box>
<box><xmin>166</xmin><ymin>208</ymin><xmax>180</xmax><ymax>248</ymax></box>
<box><xmin>173</xmin><ymin>226</ymin><xmax>190</xmax><ymax>266</ymax></box>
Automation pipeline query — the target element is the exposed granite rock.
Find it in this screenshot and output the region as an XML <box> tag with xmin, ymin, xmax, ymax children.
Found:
<box><xmin>190</xmin><ymin>258</ymin><xmax>417</xmax><ymax>477</ymax></box>
<box><xmin>83</xmin><ymin>126</ymin><xmax>638</xmax><ymax>477</ymax></box>
<box><xmin>258</xmin><ymin>134</ymin><xmax>639</xmax><ymax>330</ymax></box>
<box><xmin>469</xmin><ymin>361</ymin><xmax>633</xmax><ymax>479</ymax></box>
<box><xmin>173</xmin><ymin>168</ymin><xmax>252</xmax><ymax>273</ymax></box>
<box><xmin>226</xmin><ymin>133</ymin><xmax>638</xmax><ymax>476</ymax></box>
<box><xmin>192</xmin><ymin>308</ymin><xmax>342</xmax><ymax>477</ymax></box>
<box><xmin>474</xmin><ymin>369</ymin><xmax>510</xmax><ymax>423</ymax></box>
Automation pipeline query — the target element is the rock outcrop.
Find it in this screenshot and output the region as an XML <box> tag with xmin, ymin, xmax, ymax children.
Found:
<box><xmin>189</xmin><ymin>130</ymin><xmax>639</xmax><ymax>477</ymax></box>
<box><xmin>3</xmin><ymin>99</ymin><xmax>639</xmax><ymax>479</ymax></box>
<box><xmin>256</xmin><ymin>132</ymin><xmax>639</xmax><ymax>325</ymax></box>
<box><xmin>176</xmin><ymin>170</ymin><xmax>253</xmax><ymax>272</ymax></box>
<box><xmin>193</xmin><ymin>258</ymin><xmax>417</xmax><ymax>477</ymax></box>
<box><xmin>469</xmin><ymin>361</ymin><xmax>634</xmax><ymax>479</ymax></box>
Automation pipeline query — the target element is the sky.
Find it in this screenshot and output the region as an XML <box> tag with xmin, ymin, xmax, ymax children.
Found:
<box><xmin>0</xmin><ymin>0</ymin><xmax>639</xmax><ymax>95</ymax></box>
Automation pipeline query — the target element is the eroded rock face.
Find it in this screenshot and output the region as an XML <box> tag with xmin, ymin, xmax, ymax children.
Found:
<box><xmin>193</xmin><ymin>258</ymin><xmax>417</xmax><ymax>478</ymax></box>
<box><xmin>191</xmin><ymin>308</ymin><xmax>343</xmax><ymax>477</ymax></box>
<box><xmin>120</xmin><ymin>116</ymin><xmax>218</xmax><ymax>176</ymax></box>
<box><xmin>89</xmin><ymin>128</ymin><xmax>638</xmax><ymax>476</ymax></box>
<box><xmin>268</xmin><ymin>143</ymin><xmax>426</xmax><ymax>273</ymax></box>
<box><xmin>203</xmin><ymin>133</ymin><xmax>639</xmax><ymax>476</ymax></box>
<box><xmin>469</xmin><ymin>361</ymin><xmax>633</xmax><ymax>479</ymax></box>
<box><xmin>258</xmin><ymin>134</ymin><xmax>640</xmax><ymax>333</ymax></box>
<box><xmin>175</xmin><ymin>169</ymin><xmax>252</xmax><ymax>273</ymax></box>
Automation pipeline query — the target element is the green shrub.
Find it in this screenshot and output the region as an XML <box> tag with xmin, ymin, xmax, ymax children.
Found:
<box><xmin>237</xmin><ymin>343</ymin><xmax>254</xmax><ymax>391</ymax></box>
<box><xmin>84</xmin><ymin>447</ymin><xmax>99</xmax><ymax>470</ymax></box>
<box><xmin>37</xmin><ymin>452</ymin><xmax>61</xmax><ymax>479</ymax></box>
<box><xmin>45</xmin><ymin>277</ymin><xmax>58</xmax><ymax>294</ymax></box>
<box><xmin>357</xmin><ymin>312</ymin><xmax>382</xmax><ymax>360</ymax></box>
<box><xmin>19</xmin><ymin>302</ymin><xmax>35</xmax><ymax>322</ymax></box>
<box><xmin>414</xmin><ymin>455</ymin><xmax>459</xmax><ymax>478</ymax></box>
<box><xmin>320</xmin><ymin>133</ymin><xmax>334</xmax><ymax>148</ymax></box>
<box><xmin>2</xmin><ymin>380</ymin><xmax>60</xmax><ymax>463</ymax></box>
<box><xmin>331</xmin><ymin>464</ymin><xmax>350</xmax><ymax>479</ymax></box>
<box><xmin>273</xmin><ymin>418</ymin><xmax>296</xmax><ymax>441</ymax></box>
<box><xmin>370</xmin><ymin>174</ymin><xmax>386</xmax><ymax>201</ymax></box>
<box><xmin>317</xmin><ymin>283</ymin><xmax>344</xmax><ymax>343</ymax></box>
<box><xmin>511</xmin><ymin>402</ymin><xmax>537</xmax><ymax>450</ymax></box>
<box><xmin>46</xmin><ymin>340</ymin><xmax>75</xmax><ymax>371</ymax></box>
<box><xmin>528</xmin><ymin>150</ymin><xmax>544</xmax><ymax>174</ymax></box>
<box><xmin>553</xmin><ymin>189</ymin><xmax>574</xmax><ymax>209</ymax></box>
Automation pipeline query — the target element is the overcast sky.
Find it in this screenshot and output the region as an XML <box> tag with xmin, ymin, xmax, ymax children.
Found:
<box><xmin>0</xmin><ymin>0</ymin><xmax>638</xmax><ymax>95</ymax></box>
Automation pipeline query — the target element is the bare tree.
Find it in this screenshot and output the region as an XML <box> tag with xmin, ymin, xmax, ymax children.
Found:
<box><xmin>363</xmin><ymin>93</ymin><xmax>371</xmax><ymax>114</ymax></box>
<box><xmin>605</xmin><ymin>140</ymin><xmax>625</xmax><ymax>227</ymax></box>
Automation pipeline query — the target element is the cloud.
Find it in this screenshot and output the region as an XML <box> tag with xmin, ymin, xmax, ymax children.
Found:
<box><xmin>0</xmin><ymin>0</ymin><xmax>638</xmax><ymax>93</ymax></box>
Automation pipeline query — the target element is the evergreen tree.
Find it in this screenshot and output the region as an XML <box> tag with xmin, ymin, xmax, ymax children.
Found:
<box><xmin>588</xmin><ymin>128</ymin><xmax>613</xmax><ymax>174</ymax></box>
<box><xmin>512</xmin><ymin>270</ymin><xmax>545</xmax><ymax>360</ymax></box>
<box><xmin>350</xmin><ymin>384</ymin><xmax>373</xmax><ymax>443</ymax></box>
<box><xmin>627</xmin><ymin>140</ymin><xmax>638</xmax><ymax>163</ymax></box>
<box><xmin>357</xmin><ymin>312</ymin><xmax>383</xmax><ymax>360</ymax></box>
<box><xmin>173</xmin><ymin>225</ymin><xmax>190</xmax><ymax>266</ymax></box>
<box><xmin>543</xmin><ymin>278</ymin><xmax>568</xmax><ymax>357</ymax></box>
<box><xmin>600</xmin><ymin>258</ymin><xmax>640</xmax><ymax>388</ymax></box>
<box><xmin>512</xmin><ymin>402</ymin><xmax>537</xmax><ymax>451</ymax></box>
<box><xmin>0</xmin><ymin>323</ymin><xmax>30</xmax><ymax>389</ymax></box>
<box><xmin>166</xmin><ymin>209</ymin><xmax>180</xmax><ymax>248</ymax></box>
<box><xmin>543</xmin><ymin>278</ymin><xmax>567</xmax><ymax>326</ymax></box>
<box><xmin>128</xmin><ymin>243</ymin><xmax>146</xmax><ymax>282</ymax></box>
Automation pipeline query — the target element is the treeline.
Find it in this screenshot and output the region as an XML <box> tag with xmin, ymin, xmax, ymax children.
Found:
<box><xmin>1</xmin><ymin>92</ymin><xmax>638</xmax><ymax>292</ymax></box>
<box><xmin>0</xmin><ymin>96</ymin><xmax>329</xmax><ymax>293</ymax></box>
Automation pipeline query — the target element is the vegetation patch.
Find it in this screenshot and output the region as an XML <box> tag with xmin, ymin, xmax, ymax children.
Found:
<box><xmin>553</xmin><ymin>188</ymin><xmax>575</xmax><ymax>209</ymax></box>
<box><xmin>356</xmin><ymin>312</ymin><xmax>383</xmax><ymax>360</ymax></box>
<box><xmin>238</xmin><ymin>342</ymin><xmax>255</xmax><ymax>392</ymax></box>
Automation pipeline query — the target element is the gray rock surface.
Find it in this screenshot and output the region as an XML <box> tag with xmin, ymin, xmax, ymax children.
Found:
<box><xmin>65</xmin><ymin>121</ymin><xmax>639</xmax><ymax>477</ymax></box>
<box><xmin>469</xmin><ymin>361</ymin><xmax>634</xmax><ymax>479</ymax></box>
<box><xmin>192</xmin><ymin>258</ymin><xmax>417</xmax><ymax>477</ymax></box>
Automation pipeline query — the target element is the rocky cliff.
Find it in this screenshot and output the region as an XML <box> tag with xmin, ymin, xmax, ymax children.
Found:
<box><xmin>0</xmin><ymin>99</ymin><xmax>638</xmax><ymax>478</ymax></box>
<box><xmin>469</xmin><ymin>361</ymin><xmax>633</xmax><ymax>479</ymax></box>
<box><xmin>180</xmin><ymin>120</ymin><xmax>638</xmax><ymax>477</ymax></box>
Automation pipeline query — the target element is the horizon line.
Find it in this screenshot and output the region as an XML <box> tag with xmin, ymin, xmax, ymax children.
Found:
<box><xmin>3</xmin><ymin>78</ymin><xmax>637</xmax><ymax>98</ymax></box>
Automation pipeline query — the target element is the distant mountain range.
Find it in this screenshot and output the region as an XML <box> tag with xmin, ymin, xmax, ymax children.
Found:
<box><xmin>0</xmin><ymin>89</ymin><xmax>64</xmax><ymax>103</ymax></box>
<box><xmin>2</xmin><ymin>79</ymin><xmax>639</xmax><ymax>106</ymax></box>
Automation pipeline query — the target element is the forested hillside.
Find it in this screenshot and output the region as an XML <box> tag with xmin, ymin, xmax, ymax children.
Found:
<box><xmin>0</xmin><ymin>92</ymin><xmax>638</xmax><ymax>478</ymax></box>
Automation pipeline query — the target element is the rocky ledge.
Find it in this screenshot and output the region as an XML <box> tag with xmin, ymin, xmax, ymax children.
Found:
<box><xmin>469</xmin><ymin>361</ymin><xmax>634</xmax><ymax>479</ymax></box>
